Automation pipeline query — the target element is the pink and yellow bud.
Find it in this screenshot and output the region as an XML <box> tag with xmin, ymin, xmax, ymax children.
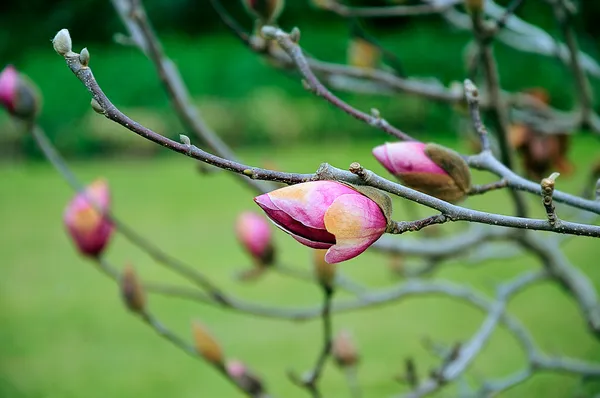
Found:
<box><xmin>0</xmin><ymin>65</ymin><xmax>40</xmax><ymax>121</ymax></box>
<box><xmin>254</xmin><ymin>181</ymin><xmax>390</xmax><ymax>264</ymax></box>
<box><xmin>332</xmin><ymin>330</ymin><xmax>359</xmax><ymax>368</ymax></box>
<box><xmin>236</xmin><ymin>212</ymin><xmax>275</xmax><ymax>266</ymax></box>
<box><xmin>242</xmin><ymin>0</ymin><xmax>285</xmax><ymax>23</ymax></box>
<box><xmin>64</xmin><ymin>179</ymin><xmax>114</xmax><ymax>257</ymax></box>
<box><xmin>372</xmin><ymin>142</ymin><xmax>471</xmax><ymax>203</ymax></box>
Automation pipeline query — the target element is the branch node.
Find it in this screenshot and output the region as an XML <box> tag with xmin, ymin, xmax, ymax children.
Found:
<box><xmin>541</xmin><ymin>172</ymin><xmax>560</xmax><ymax>226</ymax></box>
<box><xmin>315</xmin><ymin>163</ymin><xmax>336</xmax><ymax>181</ymax></box>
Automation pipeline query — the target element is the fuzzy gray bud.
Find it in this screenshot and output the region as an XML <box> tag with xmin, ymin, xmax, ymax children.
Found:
<box><xmin>53</xmin><ymin>29</ymin><xmax>73</xmax><ymax>56</ymax></box>
<box><xmin>79</xmin><ymin>48</ymin><xmax>90</xmax><ymax>67</ymax></box>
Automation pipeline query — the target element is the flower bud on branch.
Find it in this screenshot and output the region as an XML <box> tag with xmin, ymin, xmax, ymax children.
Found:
<box><xmin>52</xmin><ymin>29</ymin><xmax>74</xmax><ymax>56</ymax></box>
<box><xmin>192</xmin><ymin>321</ymin><xmax>224</xmax><ymax>366</ymax></box>
<box><xmin>226</xmin><ymin>359</ymin><xmax>265</xmax><ymax>395</ymax></box>
<box><xmin>236</xmin><ymin>212</ymin><xmax>275</xmax><ymax>266</ymax></box>
<box><xmin>332</xmin><ymin>330</ymin><xmax>359</xmax><ymax>368</ymax></box>
<box><xmin>121</xmin><ymin>265</ymin><xmax>146</xmax><ymax>313</ymax></box>
<box><xmin>0</xmin><ymin>65</ymin><xmax>40</xmax><ymax>121</ymax></box>
<box><xmin>373</xmin><ymin>142</ymin><xmax>471</xmax><ymax>203</ymax></box>
<box><xmin>64</xmin><ymin>179</ymin><xmax>114</xmax><ymax>258</ymax></box>
<box><xmin>541</xmin><ymin>172</ymin><xmax>560</xmax><ymax>226</ymax></box>
<box><xmin>254</xmin><ymin>181</ymin><xmax>390</xmax><ymax>263</ymax></box>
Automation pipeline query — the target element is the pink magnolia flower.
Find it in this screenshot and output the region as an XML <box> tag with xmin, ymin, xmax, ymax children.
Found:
<box><xmin>0</xmin><ymin>65</ymin><xmax>39</xmax><ymax>119</ymax></box>
<box><xmin>64</xmin><ymin>179</ymin><xmax>114</xmax><ymax>257</ymax></box>
<box><xmin>235</xmin><ymin>212</ymin><xmax>274</xmax><ymax>265</ymax></box>
<box><xmin>373</xmin><ymin>142</ymin><xmax>446</xmax><ymax>175</ymax></box>
<box><xmin>373</xmin><ymin>142</ymin><xmax>471</xmax><ymax>203</ymax></box>
<box><xmin>254</xmin><ymin>181</ymin><xmax>388</xmax><ymax>264</ymax></box>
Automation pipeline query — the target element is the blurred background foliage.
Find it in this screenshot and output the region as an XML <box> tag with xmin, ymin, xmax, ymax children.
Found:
<box><xmin>1</xmin><ymin>0</ymin><xmax>600</xmax><ymax>158</ymax></box>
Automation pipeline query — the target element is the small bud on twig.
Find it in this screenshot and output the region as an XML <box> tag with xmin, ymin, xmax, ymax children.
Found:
<box><xmin>53</xmin><ymin>29</ymin><xmax>73</xmax><ymax>56</ymax></box>
<box><xmin>90</xmin><ymin>98</ymin><xmax>104</xmax><ymax>114</ymax></box>
<box><xmin>236</xmin><ymin>212</ymin><xmax>275</xmax><ymax>268</ymax></box>
<box><xmin>79</xmin><ymin>48</ymin><xmax>90</xmax><ymax>67</ymax></box>
<box><xmin>289</xmin><ymin>27</ymin><xmax>301</xmax><ymax>43</ymax></box>
<box><xmin>179</xmin><ymin>134</ymin><xmax>191</xmax><ymax>146</ymax></box>
<box><xmin>192</xmin><ymin>321</ymin><xmax>224</xmax><ymax>365</ymax></box>
<box><xmin>226</xmin><ymin>359</ymin><xmax>265</xmax><ymax>395</ymax></box>
<box><xmin>541</xmin><ymin>172</ymin><xmax>560</xmax><ymax>227</ymax></box>
<box><xmin>121</xmin><ymin>265</ymin><xmax>146</xmax><ymax>312</ymax></box>
<box><xmin>0</xmin><ymin>65</ymin><xmax>41</xmax><ymax>121</ymax></box>
<box><xmin>332</xmin><ymin>330</ymin><xmax>359</xmax><ymax>368</ymax></box>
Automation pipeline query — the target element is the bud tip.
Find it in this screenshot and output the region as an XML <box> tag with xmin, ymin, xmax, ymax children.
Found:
<box><xmin>53</xmin><ymin>29</ymin><xmax>73</xmax><ymax>56</ymax></box>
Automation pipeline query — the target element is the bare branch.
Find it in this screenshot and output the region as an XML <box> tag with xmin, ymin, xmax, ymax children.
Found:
<box><xmin>313</xmin><ymin>0</ymin><xmax>459</xmax><ymax>18</ymax></box>
<box><xmin>397</xmin><ymin>271</ymin><xmax>547</xmax><ymax>398</ymax></box>
<box><xmin>260</xmin><ymin>26</ymin><xmax>415</xmax><ymax>142</ymax></box>
<box><xmin>110</xmin><ymin>0</ymin><xmax>273</xmax><ymax>194</ymax></box>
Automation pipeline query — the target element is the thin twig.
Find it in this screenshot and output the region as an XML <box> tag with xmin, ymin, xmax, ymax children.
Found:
<box><xmin>303</xmin><ymin>286</ymin><xmax>335</xmax><ymax>398</ymax></box>
<box><xmin>260</xmin><ymin>26</ymin><xmax>415</xmax><ymax>142</ymax></box>
<box><xmin>111</xmin><ymin>0</ymin><xmax>273</xmax><ymax>194</ymax></box>
<box><xmin>314</xmin><ymin>0</ymin><xmax>459</xmax><ymax>18</ymax></box>
<box><xmin>468</xmin><ymin>179</ymin><xmax>509</xmax><ymax>195</ymax></box>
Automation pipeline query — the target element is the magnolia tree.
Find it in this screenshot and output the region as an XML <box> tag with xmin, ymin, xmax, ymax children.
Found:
<box><xmin>3</xmin><ymin>0</ymin><xmax>600</xmax><ymax>396</ymax></box>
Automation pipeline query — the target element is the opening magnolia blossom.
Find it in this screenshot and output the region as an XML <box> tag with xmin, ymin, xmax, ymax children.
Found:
<box><xmin>254</xmin><ymin>181</ymin><xmax>388</xmax><ymax>264</ymax></box>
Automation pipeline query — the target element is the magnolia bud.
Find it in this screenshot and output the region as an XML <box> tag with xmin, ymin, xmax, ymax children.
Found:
<box><xmin>313</xmin><ymin>249</ymin><xmax>335</xmax><ymax>289</ymax></box>
<box><xmin>79</xmin><ymin>47</ymin><xmax>90</xmax><ymax>67</ymax></box>
<box><xmin>64</xmin><ymin>179</ymin><xmax>114</xmax><ymax>257</ymax></box>
<box><xmin>52</xmin><ymin>29</ymin><xmax>73</xmax><ymax>56</ymax></box>
<box><xmin>121</xmin><ymin>265</ymin><xmax>146</xmax><ymax>312</ymax></box>
<box><xmin>226</xmin><ymin>360</ymin><xmax>265</xmax><ymax>395</ymax></box>
<box><xmin>373</xmin><ymin>142</ymin><xmax>471</xmax><ymax>203</ymax></box>
<box><xmin>192</xmin><ymin>321</ymin><xmax>224</xmax><ymax>365</ymax></box>
<box><xmin>242</xmin><ymin>0</ymin><xmax>285</xmax><ymax>23</ymax></box>
<box><xmin>332</xmin><ymin>330</ymin><xmax>359</xmax><ymax>368</ymax></box>
<box><xmin>236</xmin><ymin>212</ymin><xmax>275</xmax><ymax>266</ymax></box>
<box><xmin>0</xmin><ymin>65</ymin><xmax>40</xmax><ymax>121</ymax></box>
<box><xmin>255</xmin><ymin>181</ymin><xmax>390</xmax><ymax>264</ymax></box>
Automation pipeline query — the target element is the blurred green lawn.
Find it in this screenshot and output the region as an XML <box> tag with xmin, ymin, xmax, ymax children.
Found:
<box><xmin>1</xmin><ymin>140</ymin><xmax>600</xmax><ymax>397</ymax></box>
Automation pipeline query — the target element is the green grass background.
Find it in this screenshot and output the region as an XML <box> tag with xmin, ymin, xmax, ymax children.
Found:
<box><xmin>1</xmin><ymin>138</ymin><xmax>600</xmax><ymax>397</ymax></box>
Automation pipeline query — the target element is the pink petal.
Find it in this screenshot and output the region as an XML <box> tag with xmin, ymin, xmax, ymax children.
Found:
<box><xmin>373</xmin><ymin>142</ymin><xmax>446</xmax><ymax>175</ymax></box>
<box><xmin>323</xmin><ymin>193</ymin><xmax>387</xmax><ymax>263</ymax></box>
<box><xmin>255</xmin><ymin>192</ymin><xmax>335</xmax><ymax>244</ymax></box>
<box><xmin>290</xmin><ymin>233</ymin><xmax>334</xmax><ymax>250</ymax></box>
<box><xmin>0</xmin><ymin>65</ymin><xmax>17</xmax><ymax>111</ymax></box>
<box><xmin>268</xmin><ymin>181</ymin><xmax>356</xmax><ymax>230</ymax></box>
